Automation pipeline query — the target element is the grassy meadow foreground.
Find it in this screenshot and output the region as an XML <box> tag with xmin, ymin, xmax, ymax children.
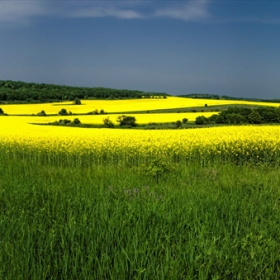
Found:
<box><xmin>1</xmin><ymin>97</ymin><xmax>280</xmax><ymax>279</ymax></box>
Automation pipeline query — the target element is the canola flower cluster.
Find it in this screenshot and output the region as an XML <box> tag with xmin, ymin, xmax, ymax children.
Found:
<box><xmin>1</xmin><ymin>124</ymin><xmax>280</xmax><ymax>166</ymax></box>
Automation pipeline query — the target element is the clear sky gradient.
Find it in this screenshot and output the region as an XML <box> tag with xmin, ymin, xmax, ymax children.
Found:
<box><xmin>1</xmin><ymin>0</ymin><xmax>280</xmax><ymax>99</ymax></box>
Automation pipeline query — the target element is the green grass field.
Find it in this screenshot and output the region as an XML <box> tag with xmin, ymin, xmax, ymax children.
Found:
<box><xmin>1</xmin><ymin>145</ymin><xmax>280</xmax><ymax>279</ymax></box>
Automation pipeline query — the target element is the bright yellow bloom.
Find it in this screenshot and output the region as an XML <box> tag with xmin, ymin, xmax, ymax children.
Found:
<box><xmin>1</xmin><ymin>96</ymin><xmax>279</xmax><ymax>115</ymax></box>
<box><xmin>1</xmin><ymin>99</ymin><xmax>280</xmax><ymax>166</ymax></box>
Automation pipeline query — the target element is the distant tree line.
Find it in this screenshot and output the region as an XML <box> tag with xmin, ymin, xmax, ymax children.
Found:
<box><xmin>219</xmin><ymin>96</ymin><xmax>280</xmax><ymax>103</ymax></box>
<box><xmin>179</xmin><ymin>93</ymin><xmax>280</xmax><ymax>103</ymax></box>
<box><xmin>179</xmin><ymin>93</ymin><xmax>220</xmax><ymax>99</ymax></box>
<box><xmin>195</xmin><ymin>106</ymin><xmax>280</xmax><ymax>125</ymax></box>
<box><xmin>0</xmin><ymin>80</ymin><xmax>169</xmax><ymax>103</ymax></box>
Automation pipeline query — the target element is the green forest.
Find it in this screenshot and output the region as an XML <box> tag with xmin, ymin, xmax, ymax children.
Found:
<box><xmin>2</xmin><ymin>80</ymin><xmax>280</xmax><ymax>104</ymax></box>
<box><xmin>0</xmin><ymin>80</ymin><xmax>168</xmax><ymax>103</ymax></box>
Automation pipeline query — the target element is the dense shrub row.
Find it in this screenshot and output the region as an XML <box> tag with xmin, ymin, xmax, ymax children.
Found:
<box><xmin>196</xmin><ymin>106</ymin><xmax>280</xmax><ymax>124</ymax></box>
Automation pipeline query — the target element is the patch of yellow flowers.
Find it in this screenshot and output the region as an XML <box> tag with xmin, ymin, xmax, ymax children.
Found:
<box><xmin>1</xmin><ymin>120</ymin><xmax>280</xmax><ymax>166</ymax></box>
<box><xmin>1</xmin><ymin>96</ymin><xmax>280</xmax><ymax>115</ymax></box>
<box><xmin>1</xmin><ymin>97</ymin><xmax>280</xmax><ymax>166</ymax></box>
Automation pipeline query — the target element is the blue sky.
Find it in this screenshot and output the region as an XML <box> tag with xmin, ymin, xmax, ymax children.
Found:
<box><xmin>1</xmin><ymin>0</ymin><xmax>280</xmax><ymax>99</ymax></box>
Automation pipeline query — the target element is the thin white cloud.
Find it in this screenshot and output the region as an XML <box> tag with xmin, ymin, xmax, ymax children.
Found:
<box><xmin>0</xmin><ymin>1</ymin><xmax>210</xmax><ymax>25</ymax></box>
<box><xmin>154</xmin><ymin>0</ymin><xmax>210</xmax><ymax>21</ymax></box>
<box><xmin>68</xmin><ymin>5</ymin><xmax>143</xmax><ymax>20</ymax></box>
<box><xmin>0</xmin><ymin>1</ymin><xmax>48</xmax><ymax>24</ymax></box>
<box><xmin>1</xmin><ymin>0</ymin><xmax>280</xmax><ymax>25</ymax></box>
<box><xmin>0</xmin><ymin>1</ymin><xmax>144</xmax><ymax>25</ymax></box>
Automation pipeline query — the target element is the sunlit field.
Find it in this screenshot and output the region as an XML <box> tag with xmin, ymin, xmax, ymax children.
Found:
<box><xmin>0</xmin><ymin>112</ymin><xmax>215</xmax><ymax>130</ymax></box>
<box><xmin>2</xmin><ymin>96</ymin><xmax>280</xmax><ymax>115</ymax></box>
<box><xmin>1</xmin><ymin>124</ymin><xmax>280</xmax><ymax>166</ymax></box>
<box><xmin>1</xmin><ymin>98</ymin><xmax>280</xmax><ymax>279</ymax></box>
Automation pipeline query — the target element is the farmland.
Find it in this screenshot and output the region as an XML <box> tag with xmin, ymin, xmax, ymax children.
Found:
<box><xmin>1</xmin><ymin>96</ymin><xmax>280</xmax><ymax>115</ymax></box>
<box><xmin>1</xmin><ymin>97</ymin><xmax>280</xmax><ymax>279</ymax></box>
<box><xmin>1</xmin><ymin>96</ymin><xmax>280</xmax><ymax>128</ymax></box>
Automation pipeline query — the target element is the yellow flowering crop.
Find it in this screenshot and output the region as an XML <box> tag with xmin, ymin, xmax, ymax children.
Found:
<box><xmin>1</xmin><ymin>99</ymin><xmax>280</xmax><ymax>167</ymax></box>
<box><xmin>1</xmin><ymin>97</ymin><xmax>279</xmax><ymax>115</ymax></box>
<box><xmin>0</xmin><ymin>112</ymin><xmax>214</xmax><ymax>128</ymax></box>
<box><xmin>1</xmin><ymin>115</ymin><xmax>280</xmax><ymax>166</ymax></box>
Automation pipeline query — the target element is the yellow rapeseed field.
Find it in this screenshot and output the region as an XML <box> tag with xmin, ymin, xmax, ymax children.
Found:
<box><xmin>1</xmin><ymin>115</ymin><xmax>280</xmax><ymax>165</ymax></box>
<box><xmin>1</xmin><ymin>99</ymin><xmax>280</xmax><ymax>166</ymax></box>
<box><xmin>1</xmin><ymin>96</ymin><xmax>280</xmax><ymax>115</ymax></box>
<box><xmin>0</xmin><ymin>112</ymin><xmax>213</xmax><ymax>127</ymax></box>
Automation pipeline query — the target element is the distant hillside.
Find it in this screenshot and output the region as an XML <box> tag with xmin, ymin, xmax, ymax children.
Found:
<box><xmin>178</xmin><ymin>93</ymin><xmax>280</xmax><ymax>103</ymax></box>
<box><xmin>0</xmin><ymin>80</ymin><xmax>169</xmax><ymax>103</ymax></box>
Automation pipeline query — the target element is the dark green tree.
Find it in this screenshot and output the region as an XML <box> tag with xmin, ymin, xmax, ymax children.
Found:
<box><xmin>74</xmin><ymin>97</ymin><xmax>81</xmax><ymax>105</ymax></box>
<box><xmin>116</xmin><ymin>115</ymin><xmax>137</xmax><ymax>127</ymax></box>
<box><xmin>215</xmin><ymin>114</ymin><xmax>226</xmax><ymax>124</ymax></box>
<box><xmin>175</xmin><ymin>120</ymin><xmax>182</xmax><ymax>128</ymax></box>
<box><xmin>208</xmin><ymin>114</ymin><xmax>218</xmax><ymax>123</ymax></box>
<box><xmin>248</xmin><ymin>111</ymin><xmax>262</xmax><ymax>124</ymax></box>
<box><xmin>59</xmin><ymin>119</ymin><xmax>71</xmax><ymax>125</ymax></box>
<box><xmin>59</xmin><ymin>108</ymin><xmax>68</xmax><ymax>115</ymax></box>
<box><xmin>37</xmin><ymin>110</ymin><xmax>47</xmax><ymax>116</ymax></box>
<box><xmin>195</xmin><ymin>116</ymin><xmax>208</xmax><ymax>125</ymax></box>
<box><xmin>103</xmin><ymin>117</ymin><xmax>114</xmax><ymax>128</ymax></box>
<box><xmin>227</xmin><ymin>113</ymin><xmax>245</xmax><ymax>124</ymax></box>
<box><xmin>256</xmin><ymin>107</ymin><xmax>278</xmax><ymax>123</ymax></box>
<box><xmin>73</xmin><ymin>118</ymin><xmax>81</xmax><ymax>125</ymax></box>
